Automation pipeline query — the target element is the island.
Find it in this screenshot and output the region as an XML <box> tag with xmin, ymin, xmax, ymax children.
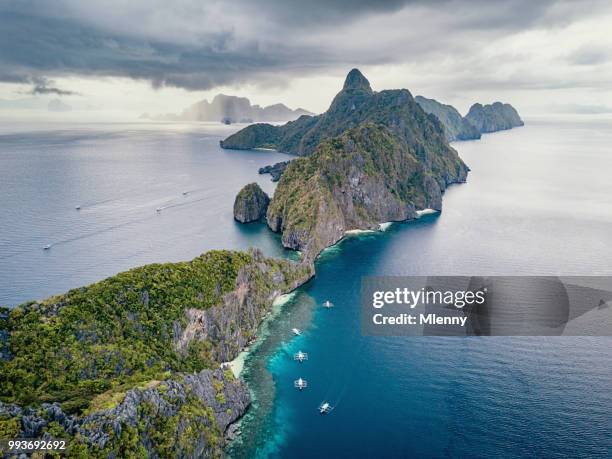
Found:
<box><xmin>143</xmin><ymin>94</ymin><xmax>313</xmax><ymax>124</ymax></box>
<box><xmin>227</xmin><ymin>69</ymin><xmax>468</xmax><ymax>261</ymax></box>
<box><xmin>233</xmin><ymin>183</ymin><xmax>270</xmax><ymax>223</ymax></box>
<box><xmin>0</xmin><ymin>249</ymin><xmax>311</xmax><ymax>457</ymax></box>
<box><xmin>465</xmin><ymin>102</ymin><xmax>524</xmax><ymax>133</ymax></box>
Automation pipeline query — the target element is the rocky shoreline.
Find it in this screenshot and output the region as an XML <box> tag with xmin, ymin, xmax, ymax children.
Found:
<box><xmin>258</xmin><ymin>160</ymin><xmax>291</xmax><ymax>182</ymax></box>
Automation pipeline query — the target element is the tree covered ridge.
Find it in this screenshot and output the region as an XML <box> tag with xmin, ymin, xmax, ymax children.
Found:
<box><xmin>0</xmin><ymin>249</ymin><xmax>307</xmax><ymax>415</ymax></box>
<box><xmin>266</xmin><ymin>122</ymin><xmax>467</xmax><ymax>260</ymax></box>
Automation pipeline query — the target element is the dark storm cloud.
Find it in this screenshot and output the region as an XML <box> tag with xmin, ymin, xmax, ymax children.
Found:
<box><xmin>29</xmin><ymin>78</ymin><xmax>79</xmax><ymax>96</ymax></box>
<box><xmin>0</xmin><ymin>0</ymin><xmax>608</xmax><ymax>91</ymax></box>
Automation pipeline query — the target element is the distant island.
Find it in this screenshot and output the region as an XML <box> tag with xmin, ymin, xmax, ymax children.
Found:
<box><xmin>228</xmin><ymin>69</ymin><xmax>468</xmax><ymax>261</ymax></box>
<box><xmin>415</xmin><ymin>97</ymin><xmax>523</xmax><ymax>141</ymax></box>
<box><xmin>141</xmin><ymin>94</ymin><xmax>313</xmax><ymax>124</ymax></box>
<box><xmin>464</xmin><ymin>102</ymin><xmax>524</xmax><ymax>133</ymax></box>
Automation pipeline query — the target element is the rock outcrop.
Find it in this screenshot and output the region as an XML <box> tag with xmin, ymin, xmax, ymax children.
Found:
<box><xmin>0</xmin><ymin>249</ymin><xmax>311</xmax><ymax>457</ymax></box>
<box><xmin>258</xmin><ymin>160</ymin><xmax>291</xmax><ymax>182</ymax></box>
<box><xmin>465</xmin><ymin>102</ymin><xmax>524</xmax><ymax>133</ymax></box>
<box><xmin>415</xmin><ymin>95</ymin><xmax>481</xmax><ymax>141</ymax></box>
<box><xmin>267</xmin><ymin>123</ymin><xmax>466</xmax><ymax>261</ymax></box>
<box><xmin>233</xmin><ymin>183</ymin><xmax>270</xmax><ymax>223</ymax></box>
<box><xmin>0</xmin><ymin>369</ymin><xmax>248</xmax><ymax>457</ymax></box>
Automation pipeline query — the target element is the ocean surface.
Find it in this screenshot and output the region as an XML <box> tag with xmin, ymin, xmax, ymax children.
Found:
<box><xmin>0</xmin><ymin>122</ymin><xmax>292</xmax><ymax>306</ymax></box>
<box><xmin>1</xmin><ymin>118</ymin><xmax>611</xmax><ymax>457</ymax></box>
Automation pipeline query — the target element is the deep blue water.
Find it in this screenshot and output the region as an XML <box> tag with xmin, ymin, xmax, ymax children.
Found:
<box><xmin>1</xmin><ymin>119</ymin><xmax>610</xmax><ymax>457</ymax></box>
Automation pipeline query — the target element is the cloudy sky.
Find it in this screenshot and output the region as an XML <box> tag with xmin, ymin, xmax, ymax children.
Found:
<box><xmin>1</xmin><ymin>0</ymin><xmax>612</xmax><ymax>120</ymax></box>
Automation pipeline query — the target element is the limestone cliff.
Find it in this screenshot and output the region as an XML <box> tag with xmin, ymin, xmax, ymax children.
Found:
<box><xmin>266</xmin><ymin>123</ymin><xmax>467</xmax><ymax>261</ymax></box>
<box><xmin>233</xmin><ymin>183</ymin><xmax>270</xmax><ymax>223</ymax></box>
<box><xmin>465</xmin><ymin>102</ymin><xmax>524</xmax><ymax>133</ymax></box>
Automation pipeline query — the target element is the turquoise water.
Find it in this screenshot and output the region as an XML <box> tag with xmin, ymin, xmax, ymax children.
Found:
<box><xmin>228</xmin><ymin>118</ymin><xmax>612</xmax><ymax>458</ymax></box>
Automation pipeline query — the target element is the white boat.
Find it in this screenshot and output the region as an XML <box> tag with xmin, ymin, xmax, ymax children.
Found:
<box><xmin>75</xmin><ymin>205</ymin><xmax>81</xmax><ymax>210</ymax></box>
<box><xmin>319</xmin><ymin>402</ymin><xmax>332</xmax><ymax>414</ymax></box>
<box><xmin>294</xmin><ymin>378</ymin><xmax>308</xmax><ymax>390</ymax></box>
<box><xmin>291</xmin><ymin>328</ymin><xmax>301</xmax><ymax>336</ymax></box>
<box><xmin>43</xmin><ymin>244</ymin><xmax>51</xmax><ymax>250</ymax></box>
<box><xmin>156</xmin><ymin>207</ymin><xmax>162</xmax><ymax>212</ymax></box>
<box><xmin>293</xmin><ymin>351</ymin><xmax>308</xmax><ymax>362</ymax></box>
<box><xmin>323</xmin><ymin>300</ymin><xmax>334</xmax><ymax>308</ymax></box>
<box><xmin>182</xmin><ymin>191</ymin><xmax>189</xmax><ymax>196</ymax></box>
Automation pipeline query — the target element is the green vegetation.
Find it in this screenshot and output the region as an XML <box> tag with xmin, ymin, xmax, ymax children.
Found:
<box><xmin>252</xmin><ymin>70</ymin><xmax>469</xmax><ymax>261</ymax></box>
<box><xmin>221</xmin><ymin>69</ymin><xmax>468</xmax><ymax>180</ymax></box>
<box><xmin>267</xmin><ymin>122</ymin><xmax>458</xmax><ymax>258</ymax></box>
<box><xmin>1</xmin><ymin>250</ymin><xmax>246</xmax><ymax>411</ymax></box>
<box><xmin>233</xmin><ymin>182</ymin><xmax>270</xmax><ymax>223</ymax></box>
<box><xmin>0</xmin><ymin>248</ymin><xmax>310</xmax><ymax>456</ymax></box>
<box><xmin>0</xmin><ymin>249</ymin><xmax>307</xmax><ymax>412</ymax></box>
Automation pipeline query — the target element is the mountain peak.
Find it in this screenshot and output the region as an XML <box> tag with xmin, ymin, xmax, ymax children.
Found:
<box><xmin>343</xmin><ymin>68</ymin><xmax>372</xmax><ymax>92</ymax></box>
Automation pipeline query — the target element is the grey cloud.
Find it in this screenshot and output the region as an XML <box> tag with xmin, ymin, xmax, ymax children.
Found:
<box><xmin>0</xmin><ymin>0</ymin><xmax>610</xmax><ymax>92</ymax></box>
<box><xmin>568</xmin><ymin>46</ymin><xmax>611</xmax><ymax>66</ymax></box>
<box><xmin>30</xmin><ymin>79</ymin><xmax>79</xmax><ymax>96</ymax></box>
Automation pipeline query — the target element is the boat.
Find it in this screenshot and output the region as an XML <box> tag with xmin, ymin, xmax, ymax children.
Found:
<box><xmin>75</xmin><ymin>205</ymin><xmax>81</xmax><ymax>210</ymax></box>
<box><xmin>293</xmin><ymin>351</ymin><xmax>308</xmax><ymax>362</ymax></box>
<box><xmin>182</xmin><ymin>191</ymin><xmax>189</xmax><ymax>196</ymax></box>
<box><xmin>319</xmin><ymin>402</ymin><xmax>332</xmax><ymax>414</ymax></box>
<box><xmin>323</xmin><ymin>300</ymin><xmax>334</xmax><ymax>308</ymax></box>
<box><xmin>291</xmin><ymin>328</ymin><xmax>301</xmax><ymax>336</ymax></box>
<box><xmin>43</xmin><ymin>244</ymin><xmax>51</xmax><ymax>250</ymax></box>
<box><xmin>294</xmin><ymin>378</ymin><xmax>308</xmax><ymax>390</ymax></box>
<box><xmin>156</xmin><ymin>207</ymin><xmax>162</xmax><ymax>212</ymax></box>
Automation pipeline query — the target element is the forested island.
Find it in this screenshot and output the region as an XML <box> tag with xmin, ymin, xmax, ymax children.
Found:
<box><xmin>0</xmin><ymin>250</ymin><xmax>311</xmax><ymax>457</ymax></box>
<box><xmin>229</xmin><ymin>69</ymin><xmax>468</xmax><ymax>260</ymax></box>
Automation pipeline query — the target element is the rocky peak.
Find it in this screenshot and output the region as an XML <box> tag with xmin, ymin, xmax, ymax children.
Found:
<box><xmin>342</xmin><ymin>68</ymin><xmax>372</xmax><ymax>93</ymax></box>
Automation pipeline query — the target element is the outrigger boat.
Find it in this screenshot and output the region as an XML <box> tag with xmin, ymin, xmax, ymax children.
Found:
<box><xmin>322</xmin><ymin>300</ymin><xmax>334</xmax><ymax>308</ymax></box>
<box><xmin>291</xmin><ymin>328</ymin><xmax>301</xmax><ymax>336</ymax></box>
<box><xmin>294</xmin><ymin>378</ymin><xmax>308</xmax><ymax>390</ymax></box>
<box><xmin>318</xmin><ymin>402</ymin><xmax>332</xmax><ymax>414</ymax></box>
<box><xmin>293</xmin><ymin>351</ymin><xmax>308</xmax><ymax>362</ymax></box>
